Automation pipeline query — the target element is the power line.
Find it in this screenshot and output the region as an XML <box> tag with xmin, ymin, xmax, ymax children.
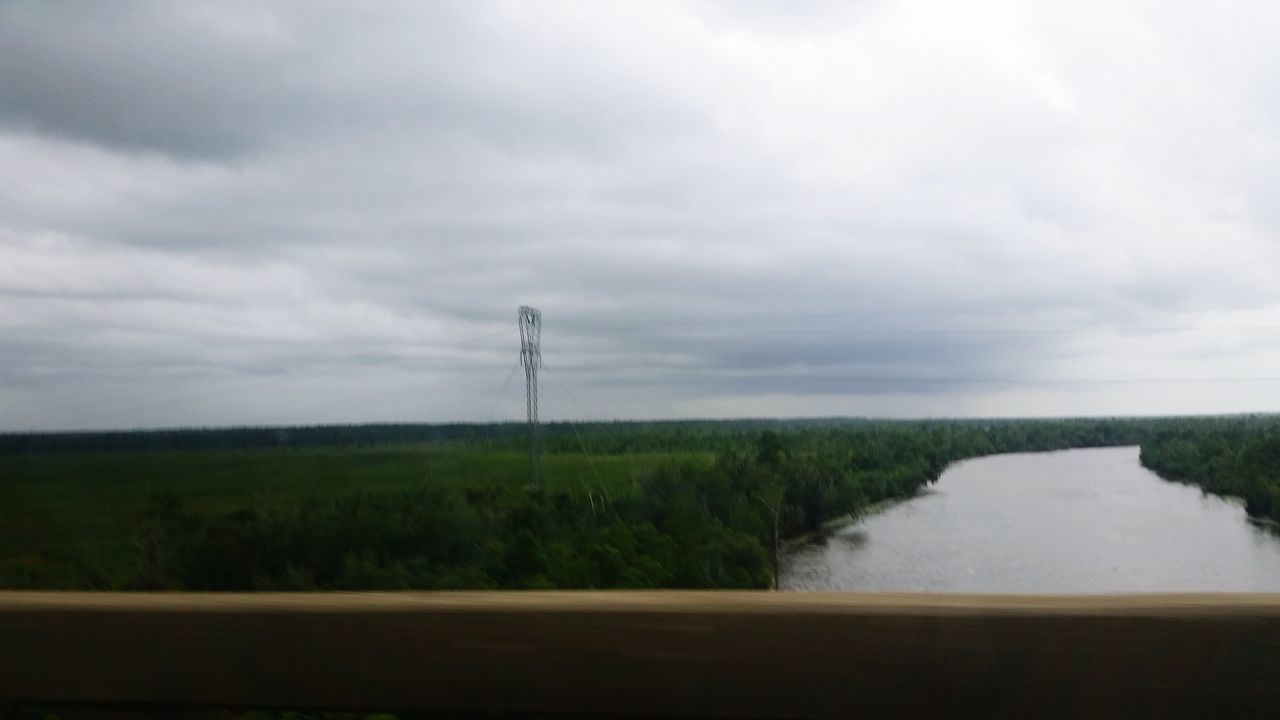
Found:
<box><xmin>0</xmin><ymin>323</ymin><xmax>519</xmax><ymax>431</ymax></box>
<box><xmin>8</xmin><ymin>373</ymin><xmax>286</xmax><ymax>431</ymax></box>
<box><xmin>557</xmin><ymin>322</ymin><xmax>1280</xmax><ymax>337</ymax></box>
<box><xmin>543</xmin><ymin>365</ymin><xmax>603</xmax><ymax>474</ymax></box>
<box><xmin>486</xmin><ymin>357</ymin><xmax>521</xmax><ymax>422</ymax></box>
<box><xmin>543</xmin><ymin>363</ymin><xmax>609</xmax><ymax>512</ymax></box>
<box><xmin>537</xmin><ymin>367</ymin><xmax>1280</xmax><ymax>386</ymax></box>
<box><xmin>263</xmin><ymin>376</ymin><xmax>468</xmax><ymax>423</ymax></box>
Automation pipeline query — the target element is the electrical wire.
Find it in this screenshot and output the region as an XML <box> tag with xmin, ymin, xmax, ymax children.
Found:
<box><xmin>485</xmin><ymin>357</ymin><xmax>521</xmax><ymax>422</ymax></box>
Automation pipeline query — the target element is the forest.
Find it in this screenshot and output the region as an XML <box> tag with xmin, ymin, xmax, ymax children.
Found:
<box><xmin>1139</xmin><ymin>416</ymin><xmax>1280</xmax><ymax>523</ymax></box>
<box><xmin>5</xmin><ymin>416</ymin><xmax>1233</xmax><ymax>592</ymax></box>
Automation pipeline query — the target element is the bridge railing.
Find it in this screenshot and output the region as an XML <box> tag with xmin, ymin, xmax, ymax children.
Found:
<box><xmin>3</xmin><ymin>591</ymin><xmax>1279</xmax><ymax>718</ymax></box>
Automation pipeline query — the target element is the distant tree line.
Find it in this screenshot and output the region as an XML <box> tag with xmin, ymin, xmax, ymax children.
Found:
<box><xmin>0</xmin><ymin>419</ymin><xmax>813</xmax><ymax>455</ymax></box>
<box><xmin>0</xmin><ymin>415</ymin><xmax>1164</xmax><ymax>455</ymax></box>
<box><xmin>0</xmin><ymin>422</ymin><xmax>528</xmax><ymax>454</ymax></box>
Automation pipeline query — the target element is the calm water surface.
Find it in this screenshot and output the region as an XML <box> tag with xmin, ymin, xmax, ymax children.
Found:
<box><xmin>782</xmin><ymin>446</ymin><xmax>1280</xmax><ymax>593</ymax></box>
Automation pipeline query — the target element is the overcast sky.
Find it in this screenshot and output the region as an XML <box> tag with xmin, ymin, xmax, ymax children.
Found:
<box><xmin>4</xmin><ymin>0</ymin><xmax>1280</xmax><ymax>431</ymax></box>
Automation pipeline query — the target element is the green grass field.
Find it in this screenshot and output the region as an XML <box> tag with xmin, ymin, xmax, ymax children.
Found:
<box><xmin>0</xmin><ymin>444</ymin><xmax>709</xmax><ymax>588</ymax></box>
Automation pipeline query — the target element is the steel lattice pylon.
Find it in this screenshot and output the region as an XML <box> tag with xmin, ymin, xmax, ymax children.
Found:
<box><xmin>518</xmin><ymin>305</ymin><xmax>542</xmax><ymax>484</ymax></box>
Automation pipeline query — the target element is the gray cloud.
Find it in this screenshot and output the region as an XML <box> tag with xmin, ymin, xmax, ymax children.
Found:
<box><xmin>3</xmin><ymin>0</ymin><xmax>1280</xmax><ymax>430</ymax></box>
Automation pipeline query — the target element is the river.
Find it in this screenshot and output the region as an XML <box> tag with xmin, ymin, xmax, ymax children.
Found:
<box><xmin>781</xmin><ymin>446</ymin><xmax>1280</xmax><ymax>593</ymax></box>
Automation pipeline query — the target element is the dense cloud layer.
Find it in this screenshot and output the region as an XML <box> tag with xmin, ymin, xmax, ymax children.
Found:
<box><xmin>3</xmin><ymin>0</ymin><xmax>1280</xmax><ymax>430</ymax></box>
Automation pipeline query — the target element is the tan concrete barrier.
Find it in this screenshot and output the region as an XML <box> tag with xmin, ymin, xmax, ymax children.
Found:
<box><xmin>2</xmin><ymin>591</ymin><xmax>1279</xmax><ymax>718</ymax></box>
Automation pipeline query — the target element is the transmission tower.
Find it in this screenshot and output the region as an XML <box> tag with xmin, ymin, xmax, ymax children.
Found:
<box><xmin>518</xmin><ymin>305</ymin><xmax>542</xmax><ymax>485</ymax></box>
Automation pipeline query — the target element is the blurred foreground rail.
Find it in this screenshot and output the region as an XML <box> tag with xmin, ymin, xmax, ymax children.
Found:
<box><xmin>2</xmin><ymin>591</ymin><xmax>1279</xmax><ymax>718</ymax></box>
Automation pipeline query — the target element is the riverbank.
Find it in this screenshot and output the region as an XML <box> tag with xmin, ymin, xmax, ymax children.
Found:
<box><xmin>1138</xmin><ymin>421</ymin><xmax>1280</xmax><ymax>524</ymax></box>
<box><xmin>781</xmin><ymin>490</ymin><xmax>931</xmax><ymax>551</ymax></box>
<box><xmin>780</xmin><ymin>446</ymin><xmax>1149</xmax><ymax>553</ymax></box>
<box><xmin>1145</xmin><ymin>466</ymin><xmax>1280</xmax><ymax>527</ymax></box>
<box><xmin>781</xmin><ymin>446</ymin><xmax>1280</xmax><ymax>593</ymax></box>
